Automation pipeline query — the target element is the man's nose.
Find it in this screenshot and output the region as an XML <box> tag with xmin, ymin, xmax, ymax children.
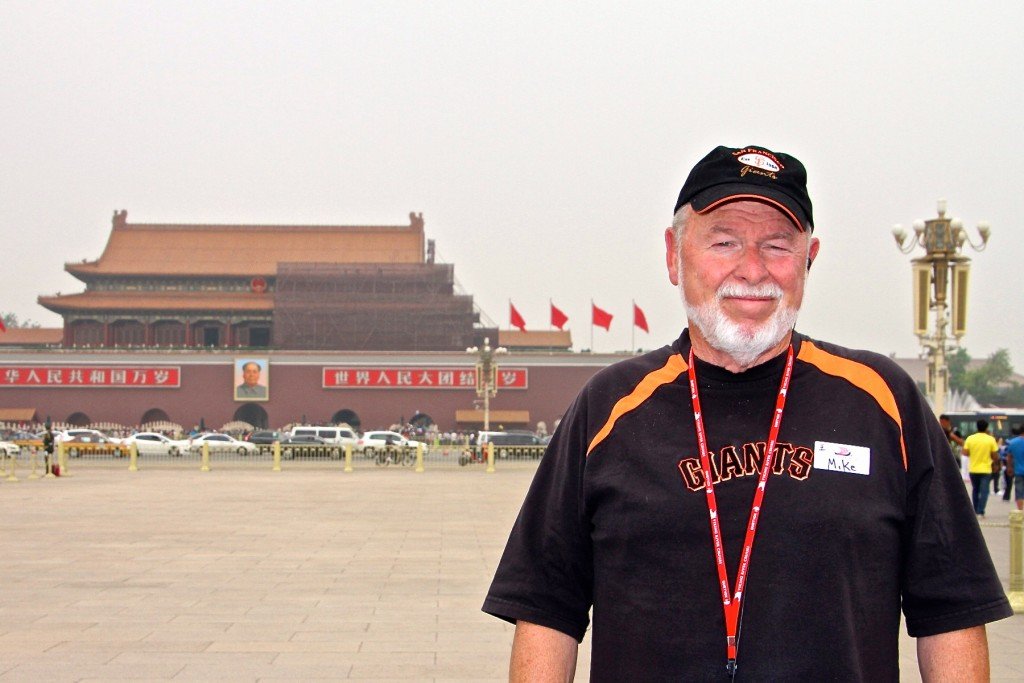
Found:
<box><xmin>732</xmin><ymin>246</ymin><xmax>770</xmax><ymax>283</ymax></box>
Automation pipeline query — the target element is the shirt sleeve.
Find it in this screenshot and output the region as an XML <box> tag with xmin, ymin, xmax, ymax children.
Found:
<box><xmin>481</xmin><ymin>393</ymin><xmax>594</xmax><ymax>642</ymax></box>
<box><xmin>899</xmin><ymin>395</ymin><xmax>1013</xmax><ymax>636</ymax></box>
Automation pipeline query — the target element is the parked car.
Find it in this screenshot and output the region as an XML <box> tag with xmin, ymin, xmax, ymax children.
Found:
<box><xmin>246</xmin><ymin>430</ymin><xmax>284</xmax><ymax>454</ymax></box>
<box><xmin>246</xmin><ymin>430</ymin><xmax>284</xmax><ymax>445</ymax></box>
<box><xmin>473</xmin><ymin>431</ymin><xmax>544</xmax><ymax>459</ymax></box>
<box><xmin>188</xmin><ymin>433</ymin><xmax>259</xmax><ymax>456</ymax></box>
<box><xmin>357</xmin><ymin>430</ymin><xmax>425</xmax><ymax>458</ymax></box>
<box><xmin>282</xmin><ymin>434</ymin><xmax>327</xmax><ymax>445</ymax></box>
<box><xmin>288</xmin><ymin>426</ymin><xmax>357</xmax><ymax>448</ymax></box>
<box><xmin>0</xmin><ymin>440</ymin><xmax>20</xmax><ymax>457</ymax></box>
<box><xmin>122</xmin><ymin>432</ymin><xmax>189</xmax><ymax>457</ymax></box>
<box><xmin>58</xmin><ymin>428</ymin><xmax>122</xmax><ymax>446</ymax></box>
<box><xmin>57</xmin><ymin>429</ymin><xmax>127</xmax><ymax>457</ymax></box>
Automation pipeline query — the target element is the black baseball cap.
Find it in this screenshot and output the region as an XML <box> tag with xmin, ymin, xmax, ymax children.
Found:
<box><xmin>675</xmin><ymin>145</ymin><xmax>813</xmax><ymax>232</ymax></box>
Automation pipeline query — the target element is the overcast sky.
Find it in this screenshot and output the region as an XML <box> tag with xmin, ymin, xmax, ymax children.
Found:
<box><xmin>2</xmin><ymin>1</ymin><xmax>1020</xmax><ymax>369</ymax></box>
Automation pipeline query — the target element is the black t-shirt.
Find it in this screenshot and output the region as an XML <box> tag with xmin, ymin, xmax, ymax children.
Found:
<box><xmin>483</xmin><ymin>331</ymin><xmax>1011</xmax><ymax>681</ymax></box>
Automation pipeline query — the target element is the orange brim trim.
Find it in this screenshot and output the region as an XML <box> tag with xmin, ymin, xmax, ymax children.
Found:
<box><xmin>696</xmin><ymin>194</ymin><xmax>805</xmax><ymax>232</ymax></box>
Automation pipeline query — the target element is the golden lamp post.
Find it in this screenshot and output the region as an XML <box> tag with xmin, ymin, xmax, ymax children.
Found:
<box><xmin>466</xmin><ymin>337</ymin><xmax>507</xmax><ymax>431</ymax></box>
<box><xmin>891</xmin><ymin>200</ymin><xmax>990</xmax><ymax>415</ymax></box>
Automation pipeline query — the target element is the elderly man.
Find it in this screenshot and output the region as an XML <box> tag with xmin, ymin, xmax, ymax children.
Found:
<box><xmin>483</xmin><ymin>145</ymin><xmax>1010</xmax><ymax>680</ymax></box>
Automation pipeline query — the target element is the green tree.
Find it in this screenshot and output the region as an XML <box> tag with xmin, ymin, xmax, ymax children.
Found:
<box><xmin>954</xmin><ymin>348</ymin><xmax>1021</xmax><ymax>406</ymax></box>
<box><xmin>948</xmin><ymin>347</ymin><xmax>970</xmax><ymax>390</ymax></box>
<box><xmin>1</xmin><ymin>312</ymin><xmax>40</xmax><ymax>329</ymax></box>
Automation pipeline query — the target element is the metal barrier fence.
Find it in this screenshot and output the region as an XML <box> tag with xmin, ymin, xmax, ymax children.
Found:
<box><xmin>0</xmin><ymin>441</ymin><xmax>548</xmax><ymax>472</ymax></box>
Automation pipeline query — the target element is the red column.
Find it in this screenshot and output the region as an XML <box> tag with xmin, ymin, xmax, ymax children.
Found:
<box><xmin>184</xmin><ymin>321</ymin><xmax>192</xmax><ymax>347</ymax></box>
<box><xmin>103</xmin><ymin>322</ymin><xmax>112</xmax><ymax>347</ymax></box>
<box><xmin>224</xmin><ymin>322</ymin><xmax>233</xmax><ymax>347</ymax></box>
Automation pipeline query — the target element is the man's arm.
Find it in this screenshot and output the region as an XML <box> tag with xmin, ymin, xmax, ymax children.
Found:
<box><xmin>510</xmin><ymin>620</ymin><xmax>578</xmax><ymax>683</ymax></box>
<box><xmin>916</xmin><ymin>625</ymin><xmax>989</xmax><ymax>682</ymax></box>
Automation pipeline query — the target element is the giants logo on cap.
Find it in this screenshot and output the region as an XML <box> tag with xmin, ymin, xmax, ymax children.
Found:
<box><xmin>733</xmin><ymin>148</ymin><xmax>783</xmax><ymax>180</ymax></box>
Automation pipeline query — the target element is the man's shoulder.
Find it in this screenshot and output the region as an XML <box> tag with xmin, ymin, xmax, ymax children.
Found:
<box><xmin>796</xmin><ymin>334</ymin><xmax>916</xmax><ymax>390</ymax></box>
<box><xmin>583</xmin><ymin>343</ymin><xmax>680</xmax><ymax>395</ymax></box>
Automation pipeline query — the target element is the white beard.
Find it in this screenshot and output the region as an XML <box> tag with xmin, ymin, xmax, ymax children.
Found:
<box><xmin>681</xmin><ymin>280</ymin><xmax>800</xmax><ymax>368</ymax></box>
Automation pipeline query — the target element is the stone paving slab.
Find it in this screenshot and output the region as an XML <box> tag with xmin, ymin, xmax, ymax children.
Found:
<box><xmin>0</xmin><ymin>465</ymin><xmax>1020</xmax><ymax>680</ymax></box>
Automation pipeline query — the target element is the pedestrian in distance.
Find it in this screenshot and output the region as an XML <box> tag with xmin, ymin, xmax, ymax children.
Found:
<box><xmin>963</xmin><ymin>419</ymin><xmax>1000</xmax><ymax>517</ymax></box>
<box><xmin>1006</xmin><ymin>425</ymin><xmax>1024</xmax><ymax>510</ymax></box>
<box><xmin>483</xmin><ymin>144</ymin><xmax>1011</xmax><ymax>680</ymax></box>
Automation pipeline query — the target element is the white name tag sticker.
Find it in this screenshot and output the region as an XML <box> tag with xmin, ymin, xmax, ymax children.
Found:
<box><xmin>813</xmin><ymin>441</ymin><xmax>871</xmax><ymax>476</ymax></box>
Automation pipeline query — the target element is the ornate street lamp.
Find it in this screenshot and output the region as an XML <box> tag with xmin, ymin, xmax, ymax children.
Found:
<box><xmin>892</xmin><ymin>200</ymin><xmax>990</xmax><ymax>414</ymax></box>
<box><xmin>466</xmin><ymin>337</ymin><xmax>507</xmax><ymax>431</ymax></box>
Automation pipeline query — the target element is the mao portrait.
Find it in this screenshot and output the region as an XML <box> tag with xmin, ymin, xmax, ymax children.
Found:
<box><xmin>234</xmin><ymin>358</ymin><xmax>269</xmax><ymax>401</ymax></box>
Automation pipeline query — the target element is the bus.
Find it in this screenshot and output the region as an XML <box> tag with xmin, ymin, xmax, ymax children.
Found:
<box><xmin>944</xmin><ymin>410</ymin><xmax>1024</xmax><ymax>440</ymax></box>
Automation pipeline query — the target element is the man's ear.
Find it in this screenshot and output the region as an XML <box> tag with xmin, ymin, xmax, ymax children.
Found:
<box><xmin>806</xmin><ymin>236</ymin><xmax>821</xmax><ymax>273</ymax></box>
<box><xmin>665</xmin><ymin>227</ymin><xmax>680</xmax><ymax>286</ymax></box>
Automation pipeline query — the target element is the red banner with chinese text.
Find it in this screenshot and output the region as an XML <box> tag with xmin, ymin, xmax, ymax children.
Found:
<box><xmin>0</xmin><ymin>366</ymin><xmax>181</xmax><ymax>388</ymax></box>
<box><xmin>322</xmin><ymin>367</ymin><xmax>528</xmax><ymax>389</ymax></box>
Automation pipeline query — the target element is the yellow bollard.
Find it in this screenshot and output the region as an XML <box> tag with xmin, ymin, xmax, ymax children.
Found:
<box><xmin>28</xmin><ymin>448</ymin><xmax>40</xmax><ymax>480</ymax></box>
<box><xmin>58</xmin><ymin>442</ymin><xmax>69</xmax><ymax>477</ymax></box>
<box><xmin>0</xmin><ymin>450</ymin><xmax>7</xmax><ymax>478</ymax></box>
<box><xmin>486</xmin><ymin>442</ymin><xmax>495</xmax><ymax>474</ymax></box>
<box><xmin>272</xmin><ymin>441</ymin><xmax>281</xmax><ymax>472</ymax></box>
<box><xmin>1009</xmin><ymin>510</ymin><xmax>1024</xmax><ymax>613</ymax></box>
<box><xmin>5</xmin><ymin>450</ymin><xmax>18</xmax><ymax>482</ymax></box>
<box><xmin>200</xmin><ymin>442</ymin><xmax>211</xmax><ymax>472</ymax></box>
<box><xmin>344</xmin><ymin>443</ymin><xmax>353</xmax><ymax>473</ymax></box>
<box><xmin>128</xmin><ymin>443</ymin><xmax>139</xmax><ymax>472</ymax></box>
<box><xmin>415</xmin><ymin>442</ymin><xmax>425</xmax><ymax>473</ymax></box>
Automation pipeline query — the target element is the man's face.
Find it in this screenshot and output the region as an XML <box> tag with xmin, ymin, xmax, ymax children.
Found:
<box><xmin>242</xmin><ymin>363</ymin><xmax>261</xmax><ymax>386</ymax></box>
<box><xmin>665</xmin><ymin>200</ymin><xmax>819</xmax><ymax>359</ymax></box>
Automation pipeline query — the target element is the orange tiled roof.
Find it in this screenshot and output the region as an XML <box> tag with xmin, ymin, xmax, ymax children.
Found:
<box><xmin>454</xmin><ymin>409</ymin><xmax>531</xmax><ymax>424</ymax></box>
<box><xmin>498</xmin><ymin>329</ymin><xmax>573</xmax><ymax>349</ymax></box>
<box><xmin>0</xmin><ymin>408</ymin><xmax>38</xmax><ymax>421</ymax></box>
<box><xmin>66</xmin><ymin>211</ymin><xmax>426</xmax><ymax>278</ymax></box>
<box><xmin>38</xmin><ymin>291</ymin><xmax>275</xmax><ymax>314</ymax></box>
<box><xmin>0</xmin><ymin>328</ymin><xmax>63</xmax><ymax>345</ymax></box>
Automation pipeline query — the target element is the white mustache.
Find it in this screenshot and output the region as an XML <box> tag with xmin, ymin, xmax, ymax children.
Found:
<box><xmin>716</xmin><ymin>283</ymin><xmax>783</xmax><ymax>300</ymax></box>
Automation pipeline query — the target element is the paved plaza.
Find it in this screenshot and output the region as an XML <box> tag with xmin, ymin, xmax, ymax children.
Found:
<box><xmin>0</xmin><ymin>462</ymin><xmax>1021</xmax><ymax>681</ymax></box>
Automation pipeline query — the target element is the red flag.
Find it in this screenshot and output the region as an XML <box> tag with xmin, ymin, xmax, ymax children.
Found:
<box><xmin>509</xmin><ymin>302</ymin><xmax>526</xmax><ymax>331</ymax></box>
<box><xmin>550</xmin><ymin>302</ymin><xmax>568</xmax><ymax>330</ymax></box>
<box><xmin>633</xmin><ymin>302</ymin><xmax>649</xmax><ymax>333</ymax></box>
<box><xmin>0</xmin><ymin>317</ymin><xmax>5</xmax><ymax>333</ymax></box>
<box><xmin>592</xmin><ymin>303</ymin><xmax>613</xmax><ymax>331</ymax></box>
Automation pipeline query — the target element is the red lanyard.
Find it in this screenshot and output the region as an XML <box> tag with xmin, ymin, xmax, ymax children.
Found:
<box><xmin>687</xmin><ymin>345</ymin><xmax>795</xmax><ymax>678</ymax></box>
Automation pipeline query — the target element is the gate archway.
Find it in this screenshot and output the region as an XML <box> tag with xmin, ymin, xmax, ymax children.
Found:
<box><xmin>410</xmin><ymin>412</ymin><xmax>434</xmax><ymax>429</ymax></box>
<box><xmin>140</xmin><ymin>408</ymin><xmax>170</xmax><ymax>424</ymax></box>
<box><xmin>233</xmin><ymin>403</ymin><xmax>268</xmax><ymax>429</ymax></box>
<box><xmin>331</xmin><ymin>409</ymin><xmax>360</xmax><ymax>430</ymax></box>
<box><xmin>67</xmin><ymin>411</ymin><xmax>90</xmax><ymax>426</ymax></box>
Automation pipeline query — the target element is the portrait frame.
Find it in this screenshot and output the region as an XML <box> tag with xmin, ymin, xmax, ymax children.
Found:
<box><xmin>234</xmin><ymin>358</ymin><xmax>270</xmax><ymax>402</ymax></box>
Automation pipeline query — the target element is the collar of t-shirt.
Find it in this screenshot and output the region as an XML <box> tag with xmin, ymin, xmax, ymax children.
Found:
<box><xmin>675</xmin><ymin>328</ymin><xmax>803</xmax><ymax>386</ymax></box>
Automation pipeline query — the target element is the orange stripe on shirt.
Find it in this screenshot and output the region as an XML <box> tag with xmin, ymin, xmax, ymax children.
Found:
<box><xmin>797</xmin><ymin>341</ymin><xmax>908</xmax><ymax>470</ymax></box>
<box><xmin>586</xmin><ymin>354</ymin><xmax>689</xmax><ymax>457</ymax></box>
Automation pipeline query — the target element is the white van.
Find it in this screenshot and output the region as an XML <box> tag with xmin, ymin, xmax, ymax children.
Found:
<box><xmin>288</xmin><ymin>426</ymin><xmax>357</xmax><ymax>447</ymax></box>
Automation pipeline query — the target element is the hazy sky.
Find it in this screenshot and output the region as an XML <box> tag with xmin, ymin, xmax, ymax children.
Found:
<box><xmin>2</xmin><ymin>2</ymin><xmax>1021</xmax><ymax>368</ymax></box>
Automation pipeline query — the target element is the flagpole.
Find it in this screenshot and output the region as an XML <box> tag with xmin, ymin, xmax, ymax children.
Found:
<box><xmin>631</xmin><ymin>299</ymin><xmax>635</xmax><ymax>353</ymax></box>
<box><xmin>549</xmin><ymin>299</ymin><xmax>552</xmax><ymax>331</ymax></box>
<box><xmin>590</xmin><ymin>299</ymin><xmax>594</xmax><ymax>351</ymax></box>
